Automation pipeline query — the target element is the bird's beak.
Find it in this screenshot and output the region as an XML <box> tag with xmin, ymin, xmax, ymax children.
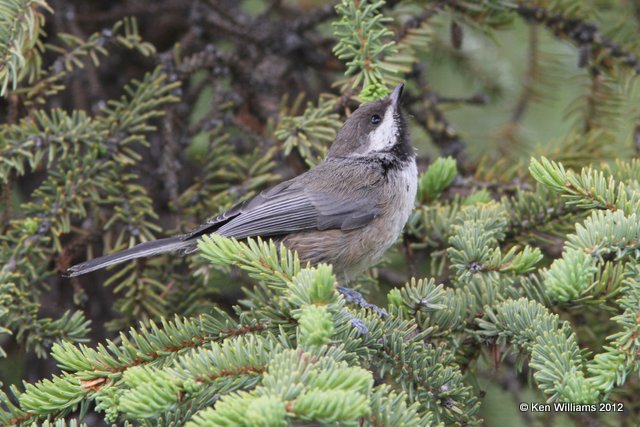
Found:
<box><xmin>389</xmin><ymin>83</ymin><xmax>404</xmax><ymax>111</ymax></box>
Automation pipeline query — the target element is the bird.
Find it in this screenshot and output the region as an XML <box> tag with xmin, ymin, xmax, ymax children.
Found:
<box><xmin>66</xmin><ymin>83</ymin><xmax>417</xmax><ymax>281</ymax></box>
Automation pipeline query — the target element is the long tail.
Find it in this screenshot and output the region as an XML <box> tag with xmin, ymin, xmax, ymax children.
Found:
<box><xmin>65</xmin><ymin>236</ymin><xmax>193</xmax><ymax>277</ymax></box>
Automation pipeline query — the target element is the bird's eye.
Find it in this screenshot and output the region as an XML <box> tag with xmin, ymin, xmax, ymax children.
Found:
<box><xmin>370</xmin><ymin>114</ymin><xmax>382</xmax><ymax>125</ymax></box>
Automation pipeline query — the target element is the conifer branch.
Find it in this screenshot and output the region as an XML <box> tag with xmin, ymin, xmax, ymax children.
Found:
<box><xmin>530</xmin><ymin>157</ymin><xmax>640</xmax><ymax>215</ymax></box>
<box><xmin>0</xmin><ymin>0</ymin><xmax>51</xmax><ymax>95</ymax></box>
<box><xmin>333</xmin><ymin>0</ymin><xmax>399</xmax><ymax>100</ymax></box>
<box><xmin>275</xmin><ymin>96</ymin><xmax>342</xmax><ymax>167</ymax></box>
<box><xmin>19</xmin><ymin>17</ymin><xmax>155</xmax><ymax>105</ymax></box>
<box><xmin>516</xmin><ymin>5</ymin><xmax>640</xmax><ymax>75</ymax></box>
<box><xmin>3</xmin><ymin>1</ymin><xmax>640</xmax><ymax>424</ymax></box>
<box><xmin>0</xmin><ymin>66</ymin><xmax>180</xmax><ymax>355</ymax></box>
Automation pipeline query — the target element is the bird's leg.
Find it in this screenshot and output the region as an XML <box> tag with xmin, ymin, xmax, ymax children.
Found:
<box><xmin>337</xmin><ymin>276</ymin><xmax>388</xmax><ymax>319</ymax></box>
<box><xmin>333</xmin><ymin>275</ymin><xmax>389</xmax><ymax>336</ymax></box>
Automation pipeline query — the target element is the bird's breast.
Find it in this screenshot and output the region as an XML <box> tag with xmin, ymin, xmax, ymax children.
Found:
<box><xmin>366</xmin><ymin>161</ymin><xmax>417</xmax><ymax>261</ymax></box>
<box><xmin>383</xmin><ymin>160</ymin><xmax>418</xmax><ymax>236</ymax></box>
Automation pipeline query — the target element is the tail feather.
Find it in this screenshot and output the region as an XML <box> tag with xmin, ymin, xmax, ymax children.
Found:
<box><xmin>65</xmin><ymin>236</ymin><xmax>193</xmax><ymax>277</ymax></box>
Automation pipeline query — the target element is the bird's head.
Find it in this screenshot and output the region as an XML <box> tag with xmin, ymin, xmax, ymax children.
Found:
<box><xmin>328</xmin><ymin>84</ymin><xmax>412</xmax><ymax>160</ymax></box>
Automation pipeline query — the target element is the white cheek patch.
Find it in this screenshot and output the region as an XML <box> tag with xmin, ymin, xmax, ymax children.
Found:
<box><xmin>365</xmin><ymin>108</ymin><xmax>397</xmax><ymax>153</ymax></box>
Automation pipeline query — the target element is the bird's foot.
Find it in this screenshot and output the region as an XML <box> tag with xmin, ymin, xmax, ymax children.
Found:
<box><xmin>337</xmin><ymin>286</ymin><xmax>388</xmax><ymax>318</ymax></box>
<box><xmin>348</xmin><ymin>317</ymin><xmax>369</xmax><ymax>337</ymax></box>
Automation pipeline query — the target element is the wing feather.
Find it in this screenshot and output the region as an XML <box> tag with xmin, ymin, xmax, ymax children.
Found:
<box><xmin>214</xmin><ymin>187</ymin><xmax>379</xmax><ymax>239</ymax></box>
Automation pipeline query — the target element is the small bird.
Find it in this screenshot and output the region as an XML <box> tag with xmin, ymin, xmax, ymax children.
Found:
<box><xmin>67</xmin><ymin>84</ymin><xmax>417</xmax><ymax>280</ymax></box>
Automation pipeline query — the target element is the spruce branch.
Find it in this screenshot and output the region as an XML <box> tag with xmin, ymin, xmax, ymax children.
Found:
<box><xmin>530</xmin><ymin>157</ymin><xmax>640</xmax><ymax>215</ymax></box>
<box><xmin>19</xmin><ymin>17</ymin><xmax>155</xmax><ymax>105</ymax></box>
<box><xmin>20</xmin><ymin>373</ymin><xmax>86</xmax><ymax>415</ymax></box>
<box><xmin>544</xmin><ymin>209</ymin><xmax>640</xmax><ymax>302</ymax></box>
<box><xmin>516</xmin><ymin>5</ymin><xmax>640</xmax><ymax>75</ymax></box>
<box><xmin>119</xmin><ymin>335</ymin><xmax>275</xmax><ymax>420</ymax></box>
<box><xmin>449</xmin><ymin>1</ymin><xmax>640</xmax><ymax>75</ymax></box>
<box><xmin>0</xmin><ymin>109</ymin><xmax>104</xmax><ymax>183</ymax></box>
<box><xmin>4</xmin><ymin>1</ymin><xmax>640</xmax><ymax>424</ymax></box>
<box><xmin>417</xmin><ymin>156</ymin><xmax>457</xmax><ymax>203</ymax></box>
<box><xmin>0</xmin><ymin>383</ymin><xmax>36</xmax><ymax>426</ymax></box>
<box><xmin>377</xmin><ymin>4</ymin><xmax>436</xmax><ymax>86</ymax></box>
<box><xmin>567</xmin><ymin>70</ymin><xmax>622</xmax><ymax>134</ymax></box>
<box><xmin>0</xmin><ymin>0</ymin><xmax>51</xmax><ymax>95</ymax></box>
<box><xmin>333</xmin><ymin>0</ymin><xmax>399</xmax><ymax>100</ymax></box>
<box><xmin>176</xmin><ymin>127</ymin><xmax>278</xmax><ymax>226</ymax></box>
<box><xmin>406</xmin><ymin>64</ymin><xmax>469</xmax><ymax>163</ymax></box>
<box><xmin>603</xmin><ymin>158</ymin><xmax>640</xmax><ymax>184</ymax></box>
<box><xmin>12</xmin><ymin>311</ymin><xmax>269</xmax><ymax>423</ymax></box>
<box><xmin>477</xmin><ymin>298</ymin><xmax>600</xmax><ymax>402</ymax></box>
<box><xmin>0</xmin><ymin>65</ymin><xmax>180</xmax><ymax>354</ymax></box>
<box><xmin>544</xmin><ymin>249</ymin><xmax>598</xmax><ymax>302</ymax></box>
<box><xmin>275</xmin><ymin>96</ymin><xmax>342</xmax><ymax>167</ymax></box>
<box><xmin>51</xmin><ymin>311</ymin><xmax>249</xmax><ymax>375</ymax></box>
<box><xmin>447</xmin><ymin>203</ymin><xmax>542</xmax><ymax>278</ymax></box>
<box><xmin>187</xmin><ymin>348</ymin><xmax>373</xmax><ymax>427</ymax></box>
<box><xmin>501</xmin><ymin>186</ymin><xmax>580</xmax><ymax>245</ymax></box>
<box><xmin>371</xmin><ymin>321</ymin><xmax>480</xmax><ymax>424</ymax></box>
<box><xmin>198</xmin><ymin>235</ymin><xmax>302</xmax><ymax>291</ymax></box>
<box><xmin>364</xmin><ymin>385</ymin><xmax>429</xmax><ymax>426</ymax></box>
<box><xmin>586</xmin><ymin>261</ymin><xmax>640</xmax><ymax>394</ymax></box>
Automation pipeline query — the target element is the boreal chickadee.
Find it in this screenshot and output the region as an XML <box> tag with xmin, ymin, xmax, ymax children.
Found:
<box><xmin>67</xmin><ymin>84</ymin><xmax>417</xmax><ymax>280</ymax></box>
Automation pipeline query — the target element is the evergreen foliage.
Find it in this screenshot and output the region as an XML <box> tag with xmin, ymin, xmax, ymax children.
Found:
<box><xmin>1</xmin><ymin>0</ymin><xmax>640</xmax><ymax>425</ymax></box>
<box><xmin>0</xmin><ymin>0</ymin><xmax>50</xmax><ymax>95</ymax></box>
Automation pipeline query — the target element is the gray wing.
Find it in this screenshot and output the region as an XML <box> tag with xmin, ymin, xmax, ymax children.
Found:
<box><xmin>185</xmin><ymin>181</ymin><xmax>380</xmax><ymax>241</ymax></box>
